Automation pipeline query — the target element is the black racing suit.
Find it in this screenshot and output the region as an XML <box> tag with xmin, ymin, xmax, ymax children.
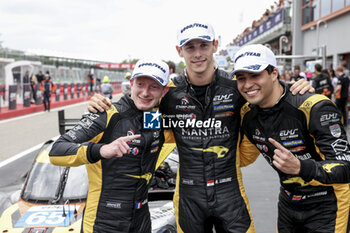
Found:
<box><xmin>160</xmin><ymin>69</ymin><xmax>256</xmax><ymax>233</ymax></box>
<box><xmin>49</xmin><ymin>95</ymin><xmax>164</xmax><ymax>233</ymax></box>
<box><xmin>240</xmin><ymin>82</ymin><xmax>350</xmax><ymax>233</ymax></box>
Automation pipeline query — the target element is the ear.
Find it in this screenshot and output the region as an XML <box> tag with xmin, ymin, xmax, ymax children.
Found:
<box><xmin>272</xmin><ymin>68</ymin><xmax>279</xmax><ymax>81</ymax></box>
<box><xmin>130</xmin><ymin>79</ymin><xmax>134</xmax><ymax>87</ymax></box>
<box><xmin>213</xmin><ymin>40</ymin><xmax>219</xmax><ymax>53</ymax></box>
<box><xmin>161</xmin><ymin>86</ymin><xmax>169</xmax><ymax>98</ymax></box>
<box><xmin>176</xmin><ymin>46</ymin><xmax>183</xmax><ymax>57</ymax></box>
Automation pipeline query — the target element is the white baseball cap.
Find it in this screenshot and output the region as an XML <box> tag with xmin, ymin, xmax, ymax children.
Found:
<box><xmin>177</xmin><ymin>23</ymin><xmax>215</xmax><ymax>47</ymax></box>
<box><xmin>232</xmin><ymin>44</ymin><xmax>277</xmax><ymax>74</ymax></box>
<box><xmin>131</xmin><ymin>59</ymin><xmax>169</xmax><ymax>86</ymax></box>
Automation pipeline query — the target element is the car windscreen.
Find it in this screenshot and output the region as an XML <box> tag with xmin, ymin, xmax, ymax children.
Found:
<box><xmin>62</xmin><ymin>165</ymin><xmax>88</xmax><ymax>201</ymax></box>
<box><xmin>22</xmin><ymin>162</ymin><xmax>64</xmax><ymax>202</ymax></box>
<box><xmin>22</xmin><ymin>161</ymin><xmax>88</xmax><ymax>203</ymax></box>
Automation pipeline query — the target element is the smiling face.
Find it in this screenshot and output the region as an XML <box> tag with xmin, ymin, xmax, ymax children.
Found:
<box><xmin>176</xmin><ymin>39</ymin><xmax>217</xmax><ymax>77</ymax></box>
<box><xmin>130</xmin><ymin>76</ymin><xmax>169</xmax><ymax>111</ymax></box>
<box><xmin>236</xmin><ymin>68</ymin><xmax>280</xmax><ymax>108</ymax></box>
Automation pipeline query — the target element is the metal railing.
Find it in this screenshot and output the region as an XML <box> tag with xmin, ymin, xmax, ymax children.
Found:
<box><xmin>276</xmin><ymin>45</ymin><xmax>327</xmax><ymax>68</ymax></box>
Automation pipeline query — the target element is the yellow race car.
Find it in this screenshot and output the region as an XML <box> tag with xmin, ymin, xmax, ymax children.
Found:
<box><xmin>0</xmin><ymin>141</ymin><xmax>87</xmax><ymax>232</ymax></box>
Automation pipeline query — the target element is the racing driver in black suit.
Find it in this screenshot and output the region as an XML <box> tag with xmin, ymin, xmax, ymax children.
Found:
<box><xmin>235</xmin><ymin>44</ymin><xmax>350</xmax><ymax>233</ymax></box>
<box><xmin>50</xmin><ymin>59</ymin><xmax>170</xmax><ymax>233</ymax></box>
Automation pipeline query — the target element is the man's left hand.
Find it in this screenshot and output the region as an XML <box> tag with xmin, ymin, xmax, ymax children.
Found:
<box><xmin>289</xmin><ymin>79</ymin><xmax>315</xmax><ymax>95</ymax></box>
<box><xmin>269</xmin><ymin>138</ymin><xmax>301</xmax><ymax>175</ymax></box>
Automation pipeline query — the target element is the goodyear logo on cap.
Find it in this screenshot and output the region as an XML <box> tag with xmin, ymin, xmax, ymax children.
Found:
<box><xmin>180</xmin><ymin>23</ymin><xmax>208</xmax><ymax>33</ymax></box>
<box><xmin>138</xmin><ymin>63</ymin><xmax>166</xmax><ymax>73</ymax></box>
<box><xmin>234</xmin><ymin>52</ymin><xmax>261</xmax><ymax>63</ymax></box>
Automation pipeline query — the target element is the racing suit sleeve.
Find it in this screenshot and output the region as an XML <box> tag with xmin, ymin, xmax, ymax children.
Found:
<box><xmin>49</xmin><ymin>106</ymin><xmax>117</xmax><ymax>166</ymax></box>
<box><xmin>299</xmin><ymin>99</ymin><xmax>350</xmax><ymax>184</ymax></box>
<box><xmin>239</xmin><ymin>133</ymin><xmax>260</xmax><ymax>167</ymax></box>
<box><xmin>239</xmin><ymin>102</ymin><xmax>260</xmax><ymax>167</ymax></box>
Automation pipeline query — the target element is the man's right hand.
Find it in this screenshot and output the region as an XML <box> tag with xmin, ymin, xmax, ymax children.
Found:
<box><xmin>88</xmin><ymin>94</ymin><xmax>112</xmax><ymax>113</ymax></box>
<box><xmin>100</xmin><ymin>134</ymin><xmax>141</xmax><ymax>159</ymax></box>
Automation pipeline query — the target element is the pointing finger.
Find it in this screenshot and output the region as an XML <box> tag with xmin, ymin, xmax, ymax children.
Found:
<box><xmin>122</xmin><ymin>134</ymin><xmax>141</xmax><ymax>142</ymax></box>
<box><xmin>268</xmin><ymin>138</ymin><xmax>286</xmax><ymax>151</ymax></box>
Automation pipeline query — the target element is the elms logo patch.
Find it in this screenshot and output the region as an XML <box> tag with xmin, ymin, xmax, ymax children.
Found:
<box><xmin>143</xmin><ymin>110</ymin><xmax>161</xmax><ymax>129</ymax></box>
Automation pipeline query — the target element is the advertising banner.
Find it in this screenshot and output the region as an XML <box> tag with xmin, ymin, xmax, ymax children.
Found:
<box><xmin>82</xmin><ymin>83</ymin><xmax>86</xmax><ymax>96</ymax></box>
<box><xmin>64</xmin><ymin>84</ymin><xmax>68</xmax><ymax>100</ymax></box>
<box><xmin>8</xmin><ymin>85</ymin><xmax>17</xmax><ymax>110</ymax></box>
<box><xmin>70</xmin><ymin>83</ymin><xmax>74</xmax><ymax>99</ymax></box>
<box><xmin>23</xmin><ymin>84</ymin><xmax>31</xmax><ymax>107</ymax></box>
<box><xmin>76</xmin><ymin>83</ymin><xmax>80</xmax><ymax>98</ymax></box>
<box><xmin>56</xmin><ymin>84</ymin><xmax>60</xmax><ymax>101</ymax></box>
<box><xmin>235</xmin><ymin>10</ymin><xmax>284</xmax><ymax>47</ymax></box>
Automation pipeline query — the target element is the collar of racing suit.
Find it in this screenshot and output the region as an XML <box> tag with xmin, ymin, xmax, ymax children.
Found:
<box><xmin>182</xmin><ymin>68</ymin><xmax>219</xmax><ymax>108</ymax></box>
<box><xmin>256</xmin><ymin>81</ymin><xmax>288</xmax><ymax>115</ymax></box>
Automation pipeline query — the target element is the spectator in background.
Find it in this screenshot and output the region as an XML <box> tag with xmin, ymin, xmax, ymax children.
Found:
<box><xmin>40</xmin><ymin>74</ymin><xmax>55</xmax><ymax>112</ymax></box>
<box><xmin>290</xmin><ymin>65</ymin><xmax>305</xmax><ymax>82</ymax></box>
<box><xmin>166</xmin><ymin>60</ymin><xmax>178</xmax><ymax>80</ymax></box>
<box><xmin>262</xmin><ymin>8</ymin><xmax>272</xmax><ymax>21</ymax></box>
<box><xmin>321</xmin><ymin>68</ymin><xmax>330</xmax><ymax>78</ymax></box>
<box><xmin>334</xmin><ymin>66</ymin><xmax>349</xmax><ymax>126</ymax></box>
<box><xmin>45</xmin><ymin>71</ymin><xmax>51</xmax><ymax>80</ymax></box>
<box><xmin>328</xmin><ymin>69</ymin><xmax>338</xmax><ymax>101</ymax></box>
<box><xmin>30</xmin><ymin>73</ymin><xmax>38</xmax><ymax>102</ymax></box>
<box><xmin>306</xmin><ymin>71</ymin><xmax>313</xmax><ymax>82</ymax></box>
<box><xmin>312</xmin><ymin>63</ymin><xmax>333</xmax><ymax>99</ymax></box>
<box><xmin>281</xmin><ymin>69</ymin><xmax>291</xmax><ymax>82</ymax></box>
<box><xmin>340</xmin><ymin>61</ymin><xmax>350</xmax><ymax>77</ymax></box>
<box><xmin>23</xmin><ymin>71</ymin><xmax>30</xmax><ymax>84</ymax></box>
<box><xmin>36</xmin><ymin>70</ymin><xmax>44</xmax><ymax>83</ymax></box>
<box><xmin>328</xmin><ymin>69</ymin><xmax>338</xmax><ymax>88</ymax></box>
<box><xmin>101</xmin><ymin>75</ymin><xmax>114</xmax><ymax>99</ymax></box>
<box><xmin>88</xmin><ymin>74</ymin><xmax>94</xmax><ymax>95</ymax></box>
<box><xmin>122</xmin><ymin>72</ymin><xmax>132</xmax><ymax>95</ymax></box>
<box><xmin>96</xmin><ymin>76</ymin><xmax>101</xmax><ymax>93</ymax></box>
<box><xmin>125</xmin><ymin>72</ymin><xmax>131</xmax><ymax>80</ymax></box>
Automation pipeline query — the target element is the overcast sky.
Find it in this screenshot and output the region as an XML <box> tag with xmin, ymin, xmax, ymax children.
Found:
<box><xmin>0</xmin><ymin>0</ymin><xmax>276</xmax><ymax>63</ymax></box>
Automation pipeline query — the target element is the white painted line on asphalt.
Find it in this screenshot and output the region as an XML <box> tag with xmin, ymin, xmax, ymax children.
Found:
<box><xmin>0</xmin><ymin>101</ymin><xmax>89</xmax><ymax>124</ymax></box>
<box><xmin>0</xmin><ymin>93</ymin><xmax>123</xmax><ymax>124</ymax></box>
<box><xmin>0</xmin><ymin>135</ymin><xmax>60</xmax><ymax>169</ymax></box>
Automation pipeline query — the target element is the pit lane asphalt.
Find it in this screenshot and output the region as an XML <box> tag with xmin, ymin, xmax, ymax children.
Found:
<box><xmin>0</xmin><ymin>93</ymin><xmax>349</xmax><ymax>233</ymax></box>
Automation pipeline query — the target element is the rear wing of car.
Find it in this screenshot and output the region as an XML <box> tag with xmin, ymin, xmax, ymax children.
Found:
<box><xmin>58</xmin><ymin>110</ymin><xmax>80</xmax><ymax>135</ymax></box>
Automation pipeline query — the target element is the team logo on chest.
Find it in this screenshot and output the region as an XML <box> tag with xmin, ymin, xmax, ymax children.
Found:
<box><xmin>127</xmin><ymin>129</ymin><xmax>141</xmax><ymax>145</ymax></box>
<box><xmin>256</xmin><ymin>144</ymin><xmax>268</xmax><ymax>152</ymax></box>
<box><xmin>176</xmin><ymin>96</ymin><xmax>196</xmax><ymax>111</ymax></box>
<box><xmin>127</xmin><ymin>129</ymin><xmax>141</xmax><ymax>155</ymax></box>
<box><xmin>252</xmin><ymin>128</ymin><xmax>265</xmax><ymax>142</ymax></box>
<box><xmin>213</xmin><ymin>94</ymin><xmax>233</xmax><ymax>105</ymax></box>
<box><xmin>279</xmin><ymin>129</ymin><xmax>299</xmax><ymax>140</ymax></box>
